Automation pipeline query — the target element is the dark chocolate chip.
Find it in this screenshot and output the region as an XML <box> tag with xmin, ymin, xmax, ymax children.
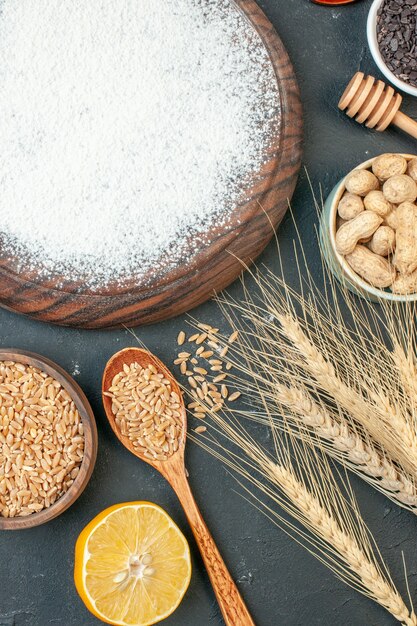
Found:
<box><xmin>377</xmin><ymin>0</ymin><xmax>417</xmax><ymax>87</ymax></box>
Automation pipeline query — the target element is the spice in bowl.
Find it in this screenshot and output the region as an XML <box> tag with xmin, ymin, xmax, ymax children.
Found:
<box><xmin>376</xmin><ymin>0</ymin><xmax>417</xmax><ymax>89</ymax></box>
<box><xmin>334</xmin><ymin>153</ymin><xmax>417</xmax><ymax>294</ymax></box>
<box><xmin>0</xmin><ymin>360</ymin><xmax>84</xmax><ymax>518</ymax></box>
<box><xmin>104</xmin><ymin>362</ymin><xmax>182</xmax><ymax>461</ymax></box>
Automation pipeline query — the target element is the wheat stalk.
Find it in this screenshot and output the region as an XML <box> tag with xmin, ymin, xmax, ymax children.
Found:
<box><xmin>392</xmin><ymin>342</ymin><xmax>417</xmax><ymax>409</ymax></box>
<box><xmin>210</xmin><ymin>251</ymin><xmax>417</xmax><ymax>486</ymax></box>
<box><xmin>203</xmin><ymin>294</ymin><xmax>417</xmax><ymax>511</ymax></box>
<box><xmin>191</xmin><ymin>409</ymin><xmax>417</xmax><ymax>625</ymax></box>
<box><xmin>276</xmin><ymin>310</ymin><xmax>417</xmax><ymax>478</ymax></box>
<box><xmin>184</xmin><ymin>267</ymin><xmax>417</xmax><ymax>511</ymax></box>
<box><xmin>184</xmin><ymin>196</ymin><xmax>417</xmax><ymax>622</ymax></box>
<box><xmin>269</xmin><ymin>382</ymin><xmax>417</xmax><ymax>510</ymax></box>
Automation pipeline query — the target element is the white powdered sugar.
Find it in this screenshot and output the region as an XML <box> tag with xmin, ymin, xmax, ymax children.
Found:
<box><xmin>0</xmin><ymin>0</ymin><xmax>279</xmax><ymax>289</ymax></box>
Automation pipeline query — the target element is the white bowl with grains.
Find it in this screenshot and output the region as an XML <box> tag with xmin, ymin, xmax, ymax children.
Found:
<box><xmin>0</xmin><ymin>350</ymin><xmax>97</xmax><ymax>530</ymax></box>
<box><xmin>321</xmin><ymin>153</ymin><xmax>417</xmax><ymax>302</ymax></box>
<box><xmin>367</xmin><ymin>0</ymin><xmax>417</xmax><ymax>97</ymax></box>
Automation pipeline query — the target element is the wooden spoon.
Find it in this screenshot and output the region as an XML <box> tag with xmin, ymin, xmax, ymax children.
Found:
<box><xmin>102</xmin><ymin>347</ymin><xmax>254</xmax><ymax>626</ymax></box>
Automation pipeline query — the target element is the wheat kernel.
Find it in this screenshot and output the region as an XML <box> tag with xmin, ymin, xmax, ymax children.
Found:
<box><xmin>177</xmin><ymin>331</ymin><xmax>186</xmax><ymax>346</ymax></box>
<box><xmin>197</xmin><ymin>323</ymin><xmax>213</xmax><ymax>331</ymax></box>
<box><xmin>107</xmin><ymin>361</ymin><xmax>182</xmax><ymax>463</ymax></box>
<box><xmin>0</xmin><ymin>360</ymin><xmax>84</xmax><ymax>519</ymax></box>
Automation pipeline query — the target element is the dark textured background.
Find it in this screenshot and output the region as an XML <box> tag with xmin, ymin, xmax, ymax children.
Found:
<box><xmin>1</xmin><ymin>1</ymin><xmax>417</xmax><ymax>624</ymax></box>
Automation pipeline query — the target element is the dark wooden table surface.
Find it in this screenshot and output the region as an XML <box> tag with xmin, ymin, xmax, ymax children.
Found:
<box><xmin>1</xmin><ymin>1</ymin><xmax>417</xmax><ymax>625</ymax></box>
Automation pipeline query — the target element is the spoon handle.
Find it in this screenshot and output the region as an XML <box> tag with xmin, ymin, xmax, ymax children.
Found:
<box><xmin>168</xmin><ymin>467</ymin><xmax>255</xmax><ymax>626</ymax></box>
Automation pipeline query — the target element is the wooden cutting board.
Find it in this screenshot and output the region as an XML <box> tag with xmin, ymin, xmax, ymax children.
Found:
<box><xmin>0</xmin><ymin>0</ymin><xmax>302</xmax><ymax>329</ymax></box>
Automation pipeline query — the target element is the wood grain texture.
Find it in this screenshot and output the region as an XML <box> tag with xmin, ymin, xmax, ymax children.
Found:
<box><xmin>339</xmin><ymin>71</ymin><xmax>417</xmax><ymax>138</ymax></box>
<box><xmin>0</xmin><ymin>0</ymin><xmax>302</xmax><ymax>329</ymax></box>
<box><xmin>102</xmin><ymin>347</ymin><xmax>255</xmax><ymax>626</ymax></box>
<box><xmin>163</xmin><ymin>455</ymin><xmax>255</xmax><ymax>626</ymax></box>
<box><xmin>0</xmin><ymin>350</ymin><xmax>98</xmax><ymax>530</ymax></box>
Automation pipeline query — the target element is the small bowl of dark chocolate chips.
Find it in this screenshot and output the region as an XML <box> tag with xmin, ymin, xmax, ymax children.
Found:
<box><xmin>367</xmin><ymin>0</ymin><xmax>417</xmax><ymax>97</ymax></box>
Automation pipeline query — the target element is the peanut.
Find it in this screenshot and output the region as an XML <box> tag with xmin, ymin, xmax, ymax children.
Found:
<box><xmin>383</xmin><ymin>205</ymin><xmax>401</xmax><ymax>230</ymax></box>
<box><xmin>337</xmin><ymin>193</ymin><xmax>364</xmax><ymax>220</ymax></box>
<box><xmin>335</xmin><ymin>157</ymin><xmax>417</xmax><ymax>293</ymax></box>
<box><xmin>382</xmin><ymin>174</ymin><xmax>417</xmax><ymax>204</ymax></box>
<box><xmin>393</xmin><ymin>202</ymin><xmax>417</xmax><ymax>275</ymax></box>
<box><xmin>407</xmin><ymin>157</ymin><xmax>417</xmax><ymax>182</ymax></box>
<box><xmin>345</xmin><ymin>245</ymin><xmax>396</xmax><ymax>288</ymax></box>
<box><xmin>335</xmin><ymin>211</ymin><xmax>382</xmax><ymax>255</ymax></box>
<box><xmin>391</xmin><ymin>268</ymin><xmax>417</xmax><ymax>295</ymax></box>
<box><xmin>368</xmin><ymin>225</ymin><xmax>395</xmax><ymax>256</ymax></box>
<box><xmin>336</xmin><ymin>215</ymin><xmax>346</xmax><ymax>230</ymax></box>
<box><xmin>363</xmin><ymin>190</ymin><xmax>392</xmax><ymax>217</ymax></box>
<box><xmin>372</xmin><ymin>153</ymin><xmax>407</xmax><ymax>181</ymax></box>
<box><xmin>344</xmin><ymin>169</ymin><xmax>379</xmax><ymax>196</ymax></box>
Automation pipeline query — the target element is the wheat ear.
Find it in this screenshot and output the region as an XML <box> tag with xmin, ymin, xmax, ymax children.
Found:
<box><xmin>207</xmin><ymin>293</ymin><xmax>417</xmax><ymax>512</ymax></box>
<box><xmin>192</xmin><ymin>412</ymin><xmax>417</xmax><ymax>625</ymax></box>
<box><xmin>273</xmin><ymin>383</ymin><xmax>417</xmax><ymax>510</ymax></box>
<box><xmin>391</xmin><ymin>342</ymin><xmax>417</xmax><ymax>409</ymax></box>
<box><xmin>211</xmin><ymin>282</ymin><xmax>417</xmax><ymax>507</ymax></box>
<box><xmin>276</xmin><ymin>311</ymin><xmax>417</xmax><ymax>479</ymax></box>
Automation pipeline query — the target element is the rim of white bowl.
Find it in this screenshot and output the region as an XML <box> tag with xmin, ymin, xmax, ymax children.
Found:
<box><xmin>328</xmin><ymin>154</ymin><xmax>417</xmax><ymax>302</ymax></box>
<box><xmin>367</xmin><ymin>0</ymin><xmax>417</xmax><ymax>97</ymax></box>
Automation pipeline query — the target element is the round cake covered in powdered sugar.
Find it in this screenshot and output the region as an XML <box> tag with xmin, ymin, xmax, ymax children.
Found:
<box><xmin>0</xmin><ymin>0</ymin><xmax>280</xmax><ymax>289</ymax></box>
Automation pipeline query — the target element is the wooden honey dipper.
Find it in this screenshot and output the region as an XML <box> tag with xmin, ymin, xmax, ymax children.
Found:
<box><xmin>339</xmin><ymin>72</ymin><xmax>417</xmax><ymax>139</ymax></box>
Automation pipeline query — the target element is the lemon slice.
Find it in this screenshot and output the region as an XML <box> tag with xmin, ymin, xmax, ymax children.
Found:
<box><xmin>74</xmin><ymin>502</ymin><xmax>191</xmax><ymax>626</ymax></box>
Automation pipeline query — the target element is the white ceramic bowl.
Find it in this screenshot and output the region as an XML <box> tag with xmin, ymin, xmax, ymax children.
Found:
<box><xmin>367</xmin><ymin>0</ymin><xmax>417</xmax><ymax>98</ymax></box>
<box><xmin>320</xmin><ymin>154</ymin><xmax>417</xmax><ymax>303</ymax></box>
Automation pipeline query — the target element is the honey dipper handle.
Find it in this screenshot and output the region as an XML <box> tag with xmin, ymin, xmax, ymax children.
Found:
<box><xmin>168</xmin><ymin>466</ymin><xmax>255</xmax><ymax>626</ymax></box>
<box><xmin>393</xmin><ymin>110</ymin><xmax>417</xmax><ymax>140</ymax></box>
